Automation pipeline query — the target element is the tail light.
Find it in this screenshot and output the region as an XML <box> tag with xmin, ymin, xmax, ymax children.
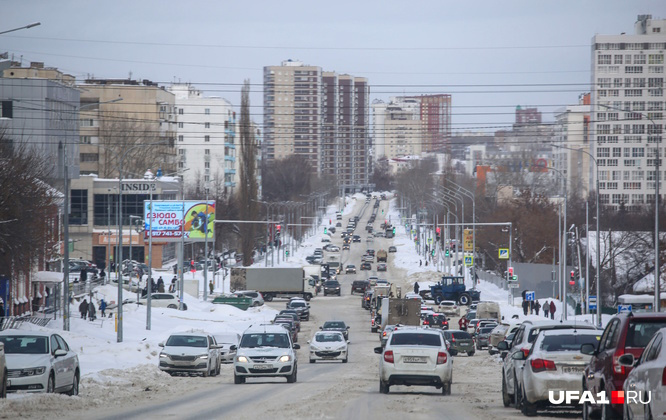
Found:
<box><xmin>423</xmin><ymin>320</ymin><xmax>430</xmax><ymax>325</ymax></box>
<box><xmin>382</xmin><ymin>331</ymin><xmax>387</xmax><ymax>337</ymax></box>
<box><xmin>451</xmin><ymin>337</ymin><xmax>456</xmax><ymax>343</ymax></box>
<box><xmin>530</xmin><ymin>358</ymin><xmax>556</xmax><ymax>373</ymax></box>
<box><xmin>662</xmin><ymin>367</ymin><xmax>666</xmax><ymax>386</ymax></box>
<box><xmin>371</xmin><ymin>319</ymin><xmax>375</xmax><ymax>326</ymax></box>
<box><xmin>437</xmin><ymin>352</ymin><xmax>448</xmax><ymax>364</ymax></box>
<box><xmin>521</xmin><ymin>348</ymin><xmax>530</xmax><ymax>359</ymax></box>
<box><xmin>613</xmin><ymin>351</ymin><xmax>627</xmax><ymax>376</ymax></box>
<box><xmin>384</xmin><ymin>350</ymin><xmax>394</xmax><ymax>363</ymax></box>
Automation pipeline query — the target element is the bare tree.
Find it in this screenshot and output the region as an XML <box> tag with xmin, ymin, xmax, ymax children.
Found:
<box><xmin>262</xmin><ymin>155</ymin><xmax>314</xmax><ymax>201</ymax></box>
<box><xmin>370</xmin><ymin>159</ymin><xmax>393</xmax><ymax>191</ymax></box>
<box><xmin>237</xmin><ymin>80</ymin><xmax>259</xmax><ymax>266</ymax></box>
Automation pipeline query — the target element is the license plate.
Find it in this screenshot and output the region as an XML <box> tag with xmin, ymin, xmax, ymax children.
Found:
<box><xmin>253</xmin><ymin>364</ymin><xmax>273</xmax><ymax>370</ymax></box>
<box><xmin>562</xmin><ymin>366</ymin><xmax>584</xmax><ymax>374</ymax></box>
<box><xmin>403</xmin><ymin>356</ymin><xmax>427</xmax><ymax>364</ymax></box>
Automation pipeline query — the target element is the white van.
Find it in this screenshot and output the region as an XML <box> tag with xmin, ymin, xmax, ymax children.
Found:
<box><xmin>476</xmin><ymin>301</ymin><xmax>501</xmax><ymax>322</ymax></box>
<box><xmin>320</xmin><ymin>235</ymin><xmax>331</xmax><ymax>243</ymax></box>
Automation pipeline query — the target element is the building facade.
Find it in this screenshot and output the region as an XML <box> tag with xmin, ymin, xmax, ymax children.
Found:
<box><xmin>591</xmin><ymin>15</ymin><xmax>666</xmax><ymax>210</ymax></box>
<box><xmin>553</xmin><ymin>94</ymin><xmax>592</xmax><ymax>197</ymax></box>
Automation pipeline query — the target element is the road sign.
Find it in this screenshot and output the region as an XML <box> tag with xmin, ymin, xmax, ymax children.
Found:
<box><xmin>618</xmin><ymin>304</ymin><xmax>632</xmax><ymax>313</ymax></box>
<box><xmin>508</xmin><ymin>283</ymin><xmax>520</xmax><ymax>289</ymax></box>
<box><xmin>499</xmin><ymin>248</ymin><xmax>509</xmax><ymax>260</ymax></box>
<box><xmin>463</xmin><ymin>229</ymin><xmax>473</xmax><ymax>252</ymax></box>
<box><xmin>525</xmin><ymin>291</ymin><xmax>535</xmax><ymax>301</ymax></box>
<box><xmin>464</xmin><ymin>256</ymin><xmax>473</xmax><ymax>267</ymax></box>
<box><xmin>588</xmin><ymin>295</ymin><xmax>597</xmax><ymax>311</ymax></box>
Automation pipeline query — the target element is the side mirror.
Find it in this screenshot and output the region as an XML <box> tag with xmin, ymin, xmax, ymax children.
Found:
<box><xmin>373</xmin><ymin>347</ymin><xmax>383</xmax><ymax>354</ymax></box>
<box><xmin>500</xmin><ymin>352</ymin><xmax>507</xmax><ymax>360</ymax></box>
<box><xmin>158</xmin><ymin>342</ymin><xmax>165</xmax><ymax>347</ymax></box>
<box><xmin>580</xmin><ymin>343</ymin><xmax>597</xmax><ymax>356</ymax></box>
<box><xmin>230</xmin><ymin>345</ymin><xmax>237</xmax><ymax>351</ymax></box>
<box><xmin>293</xmin><ymin>344</ymin><xmax>301</xmax><ymax>350</ymax></box>
<box><xmin>306</xmin><ymin>340</ymin><xmax>311</xmax><ymax>344</ymax></box>
<box><xmin>497</xmin><ymin>341</ymin><xmax>508</xmax><ymax>351</ymax></box>
<box><xmin>319</xmin><ymin>326</ymin><xmax>323</xmax><ymax>330</ymax></box>
<box><xmin>347</xmin><ymin>341</ymin><xmax>351</xmax><ymax>344</ymax></box>
<box><xmin>511</xmin><ymin>351</ymin><xmax>526</xmax><ymax>361</ymax></box>
<box><xmin>54</xmin><ymin>349</ymin><xmax>67</xmax><ymax>357</ymax></box>
<box><xmin>618</xmin><ymin>353</ymin><xmax>636</xmax><ymax>367</ymax></box>
<box><xmin>346</xmin><ymin>326</ymin><xmax>350</xmax><ymax>329</ymax></box>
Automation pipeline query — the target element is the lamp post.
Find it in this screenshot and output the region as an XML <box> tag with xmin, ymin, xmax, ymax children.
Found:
<box><xmin>447</xmin><ymin>180</ymin><xmax>477</xmax><ymax>288</ymax></box>
<box><xmin>143</xmin><ymin>169</ymin><xmax>156</xmax><ymax>330</ymax></box>
<box><xmin>600</xmin><ymin>104</ymin><xmax>660</xmax><ymax>313</ymax></box>
<box><xmin>0</xmin><ymin>22</ymin><xmax>40</xmax><ymax>35</ymax></box>
<box><xmin>550</xmin><ymin>143</ymin><xmax>601</xmax><ymax>325</ymax></box>
<box><xmin>203</xmin><ymin>179</ymin><xmax>215</xmax><ymax>301</ymax></box>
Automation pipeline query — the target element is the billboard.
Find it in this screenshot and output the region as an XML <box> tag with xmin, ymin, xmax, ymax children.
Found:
<box><xmin>463</xmin><ymin>229</ymin><xmax>473</xmax><ymax>252</ymax></box>
<box><xmin>143</xmin><ymin>200</ymin><xmax>215</xmax><ymax>242</ymax></box>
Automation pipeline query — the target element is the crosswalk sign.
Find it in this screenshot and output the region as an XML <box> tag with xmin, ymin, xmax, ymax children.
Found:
<box><xmin>464</xmin><ymin>256</ymin><xmax>473</xmax><ymax>266</ymax></box>
<box><xmin>499</xmin><ymin>248</ymin><xmax>509</xmax><ymax>260</ymax></box>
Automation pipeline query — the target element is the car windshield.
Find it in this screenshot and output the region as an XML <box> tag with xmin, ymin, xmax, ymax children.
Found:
<box><xmin>165</xmin><ymin>335</ymin><xmax>208</xmax><ymax>348</ymax></box>
<box><xmin>451</xmin><ymin>331</ymin><xmax>472</xmax><ymax>339</ymax></box>
<box><xmin>324</xmin><ymin>281</ymin><xmax>339</xmax><ymax>286</ymax></box>
<box><xmin>540</xmin><ymin>333</ymin><xmax>601</xmax><ymax>352</ymax></box>
<box><xmin>315</xmin><ymin>333</ymin><xmax>343</xmax><ymax>343</ymax></box>
<box><xmin>240</xmin><ymin>333</ymin><xmax>290</xmax><ymax>348</ymax></box>
<box><xmin>323</xmin><ymin>321</ymin><xmax>346</xmax><ymax>329</ymax></box>
<box><xmin>480</xmin><ymin>327</ymin><xmax>495</xmax><ymax>334</ymax></box>
<box><xmin>0</xmin><ymin>335</ymin><xmax>49</xmax><ymax>354</ymax></box>
<box><xmin>391</xmin><ymin>333</ymin><xmax>441</xmax><ymax>347</ymax></box>
<box><xmin>626</xmin><ymin>321</ymin><xmax>666</xmax><ymax>348</ymax></box>
<box><xmin>290</xmin><ymin>301</ymin><xmax>306</xmax><ymax>308</ymax></box>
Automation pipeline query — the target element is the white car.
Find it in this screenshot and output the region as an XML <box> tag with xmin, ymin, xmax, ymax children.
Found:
<box><xmin>233</xmin><ymin>290</ymin><xmax>264</xmax><ymax>307</ymax></box>
<box><xmin>234</xmin><ymin>324</ymin><xmax>299</xmax><ymax>384</ymax></box>
<box><xmin>514</xmin><ymin>328</ymin><xmax>601</xmax><ymax>416</ymax></box>
<box><xmin>0</xmin><ymin>331</ymin><xmax>80</xmax><ymax>395</ymax></box>
<box><xmin>158</xmin><ymin>332</ymin><xmax>221</xmax><ymax>377</ymax></box>
<box><xmin>308</xmin><ymin>331</ymin><xmax>349</xmax><ymax>363</ymax></box>
<box><xmin>404</xmin><ymin>292</ymin><xmax>424</xmax><ymax>304</ymax></box>
<box><xmin>214</xmin><ymin>333</ymin><xmax>241</xmax><ymax>363</ymax></box>
<box><xmin>137</xmin><ymin>293</ymin><xmax>188</xmax><ymax>310</ymax></box>
<box><xmin>437</xmin><ymin>301</ymin><xmax>460</xmax><ymax>317</ymax></box>
<box><xmin>619</xmin><ymin>327</ymin><xmax>666</xmax><ymax>420</ymax></box>
<box><xmin>375</xmin><ymin>327</ymin><xmax>453</xmax><ymax>395</ymax></box>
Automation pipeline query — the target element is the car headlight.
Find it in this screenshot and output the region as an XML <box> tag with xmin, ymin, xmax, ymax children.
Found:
<box><xmin>237</xmin><ymin>356</ymin><xmax>248</xmax><ymax>363</ymax></box>
<box><xmin>310</xmin><ymin>345</ymin><xmax>320</xmax><ymax>351</ymax></box>
<box><xmin>159</xmin><ymin>353</ymin><xmax>169</xmax><ymax>359</ymax></box>
<box><xmin>198</xmin><ymin>354</ymin><xmax>209</xmax><ymax>359</ymax></box>
<box><xmin>279</xmin><ymin>355</ymin><xmax>291</xmax><ymax>363</ymax></box>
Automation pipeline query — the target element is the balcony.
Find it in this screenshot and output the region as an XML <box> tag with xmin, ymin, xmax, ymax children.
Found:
<box><xmin>225</xmin><ymin>155</ymin><xmax>236</xmax><ymax>162</ymax></box>
<box><xmin>224</xmin><ymin>169</ymin><xmax>237</xmax><ymax>175</ymax></box>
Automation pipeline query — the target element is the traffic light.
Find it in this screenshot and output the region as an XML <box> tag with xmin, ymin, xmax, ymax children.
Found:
<box><xmin>392</xmin><ymin>227</ymin><xmax>396</xmax><ymax>234</ymax></box>
<box><xmin>276</xmin><ymin>224</ymin><xmax>281</xmax><ymax>233</ymax></box>
<box><xmin>508</xmin><ymin>267</ymin><xmax>514</xmax><ymax>276</ymax></box>
<box><xmin>324</xmin><ymin>227</ymin><xmax>327</xmax><ymax>234</ymax></box>
<box><xmin>431</xmin><ymin>249</ymin><xmax>435</xmax><ymax>257</ymax></box>
<box><xmin>569</xmin><ymin>270</ymin><xmax>575</xmax><ymax>286</ymax></box>
<box><xmin>444</xmin><ymin>248</ymin><xmax>450</xmax><ymax>257</ymax></box>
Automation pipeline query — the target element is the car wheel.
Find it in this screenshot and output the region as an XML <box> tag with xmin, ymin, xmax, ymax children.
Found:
<box><xmin>167</xmin><ymin>304</ymin><xmax>177</xmax><ymax>309</ymax></box>
<box><xmin>203</xmin><ymin>363</ymin><xmax>210</xmax><ymax>377</ymax></box>
<box><xmin>442</xmin><ymin>380</ymin><xmax>452</xmax><ymax>395</ymax></box>
<box><xmin>458</xmin><ymin>293</ymin><xmax>471</xmax><ymax>306</ymax></box>
<box><xmin>47</xmin><ymin>372</ymin><xmax>55</xmax><ymax>393</ymax></box>
<box><xmin>233</xmin><ymin>374</ymin><xmax>245</xmax><ymax>384</ymax></box>
<box><xmin>601</xmin><ymin>402</ymin><xmax>618</xmax><ymax>420</ymax></box>
<box><xmin>343</xmin><ymin>356</ymin><xmax>348</xmax><ymax>363</ymax></box>
<box><xmin>502</xmin><ymin>373</ymin><xmax>512</xmax><ymax>408</ymax></box>
<box><xmin>0</xmin><ymin>369</ymin><xmax>7</xmax><ymax>398</ymax></box>
<box><xmin>264</xmin><ymin>294</ymin><xmax>273</xmax><ymax>302</ymax></box>
<box><xmin>521</xmin><ymin>387</ymin><xmax>538</xmax><ymax>416</ymax></box>
<box><xmin>286</xmin><ymin>365</ymin><xmax>297</xmax><ymax>383</ymax></box>
<box><xmin>467</xmin><ymin>351</ymin><xmax>475</xmax><ymax>356</ymax></box>
<box><xmin>216</xmin><ymin>362</ymin><xmax>221</xmax><ymax>376</ymax></box>
<box><xmin>305</xmin><ymin>316</ymin><xmax>309</xmax><ymax>321</ymax></box>
<box><xmin>379</xmin><ymin>380</ymin><xmax>390</xmax><ymax>394</ymax></box>
<box><xmin>66</xmin><ymin>371</ymin><xmax>80</xmax><ymax>396</ymax></box>
<box><xmin>309</xmin><ymin>358</ymin><xmax>315</xmax><ymax>364</ymax></box>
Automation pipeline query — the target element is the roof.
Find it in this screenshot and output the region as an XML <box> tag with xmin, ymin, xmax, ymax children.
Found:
<box><xmin>33</xmin><ymin>271</ymin><xmax>63</xmax><ymax>283</ymax></box>
<box><xmin>244</xmin><ymin>324</ymin><xmax>290</xmax><ymax>334</ymax></box>
<box><xmin>0</xmin><ymin>330</ymin><xmax>52</xmax><ymax>337</ymax></box>
<box><xmin>539</xmin><ymin>328</ymin><xmax>600</xmax><ymax>337</ymax></box>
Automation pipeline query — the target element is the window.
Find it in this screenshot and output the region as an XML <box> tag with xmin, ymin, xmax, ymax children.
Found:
<box><xmin>205</xmin><ymin>108</ymin><xmax>210</xmax><ymax>115</ymax></box>
<box><xmin>69</xmin><ymin>189</ymin><xmax>88</xmax><ymax>225</ymax></box>
<box><xmin>614</xmin><ymin>55</ymin><xmax>623</xmax><ymax>65</ymax></box>
<box><xmin>80</xmin><ymin>119</ymin><xmax>94</xmax><ymax>127</ymax></box>
<box><xmin>178</xmin><ymin>135</ymin><xmax>184</xmax><ymax>142</ymax></box>
<box><xmin>634</xmin><ymin>54</ymin><xmax>646</xmax><ymax>65</ymax></box>
<box><xmin>600</xmin><ymin>194</ymin><xmax>610</xmax><ymax>204</ymax></box>
<box><xmin>178</xmin><ymin>108</ymin><xmax>184</xmax><ymax>115</ymax></box>
<box><xmin>205</xmin><ymin>122</ymin><xmax>210</xmax><ymax>129</ymax></box>
<box><xmin>205</xmin><ymin>149</ymin><xmax>210</xmax><ymax>155</ymax></box>
<box><xmin>626</xmin><ymin>66</ymin><xmax>644</xmax><ymax>74</ymax></box>
<box><xmin>178</xmin><ymin>122</ymin><xmax>183</xmax><ymax>128</ymax></box>
<box><xmin>598</xmin><ymin>55</ymin><xmax>611</xmax><ymax>65</ymax></box>
<box><xmin>204</xmin><ymin>162</ymin><xmax>210</xmax><ymax>168</ymax></box>
<box><xmin>611</xmin><ymin>147</ymin><xmax>621</xmax><ymax>157</ymax></box>
<box><xmin>205</xmin><ymin>135</ymin><xmax>210</xmax><ymax>142</ymax></box>
<box><xmin>1</xmin><ymin>100</ymin><xmax>12</xmax><ymax>118</ymax></box>
<box><xmin>80</xmin><ymin>153</ymin><xmax>98</xmax><ymax>162</ymax></box>
<box><xmin>632</xmin><ymin>148</ymin><xmax>645</xmax><ymax>157</ymax></box>
<box><xmin>80</xmin><ymin>136</ymin><xmax>91</xmax><ymax>144</ymax></box>
<box><xmin>625</xmin><ymin>89</ymin><xmax>643</xmax><ymax>97</ymax></box>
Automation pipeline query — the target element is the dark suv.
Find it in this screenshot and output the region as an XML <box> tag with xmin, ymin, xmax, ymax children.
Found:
<box><xmin>423</xmin><ymin>313</ymin><xmax>449</xmax><ymax>330</ymax></box>
<box><xmin>351</xmin><ymin>280</ymin><xmax>369</xmax><ymax>295</ymax></box>
<box><xmin>581</xmin><ymin>313</ymin><xmax>666</xmax><ymax>418</ymax></box>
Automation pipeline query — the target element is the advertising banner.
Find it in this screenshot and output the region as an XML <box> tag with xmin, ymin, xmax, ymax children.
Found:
<box><xmin>463</xmin><ymin>229</ymin><xmax>473</xmax><ymax>252</ymax></box>
<box><xmin>144</xmin><ymin>200</ymin><xmax>215</xmax><ymax>242</ymax></box>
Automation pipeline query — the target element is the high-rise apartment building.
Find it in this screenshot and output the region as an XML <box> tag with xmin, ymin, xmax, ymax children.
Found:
<box><xmin>372</xmin><ymin>97</ymin><xmax>422</xmax><ymax>160</ymax></box>
<box><xmin>401</xmin><ymin>94</ymin><xmax>452</xmax><ymax>153</ymax></box>
<box><xmin>264</xmin><ymin>60</ymin><xmax>370</xmax><ymax>191</ymax></box>
<box><xmin>591</xmin><ymin>15</ymin><xmax>666</xmax><ymax>210</ymax></box>
<box><xmin>553</xmin><ymin>94</ymin><xmax>591</xmax><ymax>197</ymax></box>
<box><xmin>168</xmin><ymin>83</ymin><xmax>237</xmax><ymax>195</ymax></box>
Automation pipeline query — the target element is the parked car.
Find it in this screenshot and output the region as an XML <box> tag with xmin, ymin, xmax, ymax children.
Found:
<box><xmin>213</xmin><ymin>332</ymin><xmax>241</xmax><ymax>363</ymax></box>
<box><xmin>158</xmin><ymin>332</ymin><xmax>220</xmax><ymax>377</ymax></box>
<box><xmin>581</xmin><ymin>312</ymin><xmax>666</xmax><ymax>419</ymax></box>
<box><xmin>321</xmin><ymin>320</ymin><xmax>350</xmax><ymax>340</ymax></box>
<box><xmin>498</xmin><ymin>320</ymin><xmax>598</xmax><ymax>409</ymax></box>
<box><xmin>233</xmin><ymin>290</ymin><xmax>264</xmax><ymax>307</ymax></box>
<box><xmin>277</xmin><ymin>312</ymin><xmax>301</xmax><ymax>332</ymax></box>
<box><xmin>308</xmin><ymin>331</ymin><xmax>348</xmax><ymax>364</ymax></box>
<box><xmin>516</xmin><ymin>328</ymin><xmax>601</xmax><ymax>416</ymax></box>
<box><xmin>323</xmin><ymin>280</ymin><xmax>341</xmax><ymax>296</ymax></box>
<box><xmin>388</xmin><ymin>246</ymin><xmax>397</xmax><ymax>253</ymax></box>
<box><xmin>475</xmin><ymin>326</ymin><xmax>495</xmax><ymax>350</ymax></box>
<box><xmin>345</xmin><ymin>264</ymin><xmax>357</xmax><ymax>274</ymax></box>
<box><xmin>441</xmin><ymin>330</ymin><xmax>475</xmax><ymax>356</ymax></box>
<box><xmin>0</xmin><ymin>341</ymin><xmax>5</xmax><ymax>398</ymax></box>
<box><xmin>619</xmin><ymin>327</ymin><xmax>666</xmax><ymax>420</ymax></box>
<box><xmin>423</xmin><ymin>314</ymin><xmax>449</xmax><ymax>330</ymax></box>
<box><xmin>135</xmin><ymin>293</ymin><xmax>188</xmax><ymax>310</ymax></box>
<box><xmin>360</xmin><ymin>262</ymin><xmax>372</xmax><ymax>271</ymax></box>
<box><xmin>437</xmin><ymin>301</ymin><xmax>460</xmax><ymax>317</ymax></box>
<box><xmin>375</xmin><ymin>327</ymin><xmax>453</xmax><ymax>395</ymax></box>
<box><xmin>377</xmin><ymin>263</ymin><xmax>387</xmax><ymax>272</ymax></box>
<box><xmin>273</xmin><ymin>318</ymin><xmax>299</xmax><ymax>343</ymax></box>
<box><xmin>0</xmin><ymin>331</ymin><xmax>80</xmax><ymax>395</ymax></box>
<box><xmin>285</xmin><ymin>298</ymin><xmax>310</xmax><ymax>321</ymax></box>
<box><xmin>351</xmin><ymin>280</ymin><xmax>369</xmax><ymax>295</ymax></box>
<box><xmin>233</xmin><ymin>324</ymin><xmax>299</xmax><ymax>384</ymax></box>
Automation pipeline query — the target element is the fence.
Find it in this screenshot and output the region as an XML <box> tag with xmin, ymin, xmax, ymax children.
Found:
<box><xmin>0</xmin><ymin>315</ymin><xmax>52</xmax><ymax>331</ymax></box>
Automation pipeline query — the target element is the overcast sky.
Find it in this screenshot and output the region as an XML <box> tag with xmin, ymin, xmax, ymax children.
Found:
<box><xmin>1</xmin><ymin>0</ymin><xmax>664</xmax><ymax>132</ymax></box>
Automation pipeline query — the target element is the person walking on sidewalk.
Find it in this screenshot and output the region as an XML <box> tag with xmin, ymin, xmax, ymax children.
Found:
<box><xmin>549</xmin><ymin>301</ymin><xmax>556</xmax><ymax>320</ymax></box>
<box><xmin>543</xmin><ymin>301</ymin><xmax>549</xmax><ymax>318</ymax></box>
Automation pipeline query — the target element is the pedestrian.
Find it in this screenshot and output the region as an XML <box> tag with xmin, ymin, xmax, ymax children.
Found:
<box><xmin>535</xmin><ymin>301</ymin><xmax>541</xmax><ymax>316</ymax></box>
<box><xmin>413</xmin><ymin>282</ymin><xmax>420</xmax><ymax>294</ymax></box>
<box><xmin>529</xmin><ymin>300</ymin><xmax>534</xmax><ymax>315</ymax></box>
<box><xmin>79</xmin><ymin>299</ymin><xmax>88</xmax><ymax>320</ymax></box>
<box><xmin>209</xmin><ymin>280</ymin><xmax>214</xmax><ymax>295</ymax></box>
<box><xmin>100</xmin><ymin>299</ymin><xmax>107</xmax><ymax>317</ymax></box>
<box><xmin>549</xmin><ymin>301</ymin><xmax>556</xmax><ymax>320</ymax></box>
<box><xmin>425</xmin><ymin>260</ymin><xmax>428</xmax><ymax>267</ymax></box>
<box><xmin>157</xmin><ymin>276</ymin><xmax>165</xmax><ymax>293</ymax></box>
<box><xmin>88</xmin><ymin>301</ymin><xmax>96</xmax><ymax>321</ymax></box>
<box><xmin>419</xmin><ymin>260</ymin><xmax>422</xmax><ymax>267</ymax></box>
<box><xmin>80</xmin><ymin>268</ymin><xmax>87</xmax><ymax>283</ymax></box>
<box><xmin>522</xmin><ymin>300</ymin><xmax>528</xmax><ymax>316</ymax></box>
<box><xmin>543</xmin><ymin>301</ymin><xmax>549</xmax><ymax>318</ymax></box>
<box><xmin>150</xmin><ymin>278</ymin><xmax>156</xmax><ymax>294</ymax></box>
<box><xmin>0</xmin><ymin>298</ymin><xmax>4</xmax><ymax>330</ymax></box>
<box><xmin>458</xmin><ymin>316</ymin><xmax>469</xmax><ymax>331</ymax></box>
<box><xmin>169</xmin><ymin>276</ymin><xmax>177</xmax><ymax>293</ymax></box>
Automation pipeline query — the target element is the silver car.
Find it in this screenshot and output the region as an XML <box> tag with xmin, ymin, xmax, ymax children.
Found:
<box><xmin>214</xmin><ymin>333</ymin><xmax>241</xmax><ymax>363</ymax></box>
<box><xmin>159</xmin><ymin>333</ymin><xmax>221</xmax><ymax>376</ymax></box>
<box><xmin>515</xmin><ymin>328</ymin><xmax>601</xmax><ymax>416</ymax></box>
<box><xmin>0</xmin><ymin>331</ymin><xmax>80</xmax><ymax>395</ymax></box>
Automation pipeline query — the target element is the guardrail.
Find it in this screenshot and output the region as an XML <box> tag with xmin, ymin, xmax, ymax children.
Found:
<box><xmin>0</xmin><ymin>315</ymin><xmax>52</xmax><ymax>331</ymax></box>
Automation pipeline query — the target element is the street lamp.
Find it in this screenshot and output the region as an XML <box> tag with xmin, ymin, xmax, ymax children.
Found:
<box><xmin>203</xmin><ymin>179</ymin><xmax>215</xmax><ymax>300</ymax></box>
<box><xmin>143</xmin><ymin>169</ymin><xmax>156</xmax><ymax>330</ymax></box>
<box><xmin>447</xmin><ymin>180</ymin><xmax>477</xmax><ymax>287</ymax></box>
<box><xmin>0</xmin><ymin>22</ymin><xmax>40</xmax><ymax>35</ymax></box>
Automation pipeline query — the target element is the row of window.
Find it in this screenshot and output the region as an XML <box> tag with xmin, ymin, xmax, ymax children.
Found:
<box><xmin>598</xmin><ymin>53</ymin><xmax>664</xmax><ymax>65</ymax></box>
<box><xmin>597</xmin><ymin>124</ymin><xmax>663</xmax><ymax>135</ymax></box>
<box><xmin>596</xmin><ymin>43</ymin><xmax>666</xmax><ymax>51</ymax></box>
<box><xmin>597</xmin><ymin>88</ymin><xmax>664</xmax><ymax>97</ymax></box>
<box><xmin>597</xmin><ymin>78</ymin><xmax>664</xmax><ymax>88</ymax></box>
<box><xmin>597</xmin><ymin>66</ymin><xmax>663</xmax><ymax>74</ymax></box>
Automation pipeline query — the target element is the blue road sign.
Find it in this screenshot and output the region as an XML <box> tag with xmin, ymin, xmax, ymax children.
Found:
<box><xmin>618</xmin><ymin>304</ymin><xmax>632</xmax><ymax>313</ymax></box>
<box><xmin>525</xmin><ymin>291</ymin><xmax>535</xmax><ymax>301</ymax></box>
<box><xmin>588</xmin><ymin>295</ymin><xmax>597</xmax><ymax>311</ymax></box>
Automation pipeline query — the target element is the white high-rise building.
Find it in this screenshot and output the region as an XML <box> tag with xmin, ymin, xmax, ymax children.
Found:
<box><xmin>591</xmin><ymin>15</ymin><xmax>666</xmax><ymax>210</ymax></box>
<box><xmin>169</xmin><ymin>83</ymin><xmax>237</xmax><ymax>196</ymax></box>
<box><xmin>553</xmin><ymin>94</ymin><xmax>591</xmax><ymax>197</ymax></box>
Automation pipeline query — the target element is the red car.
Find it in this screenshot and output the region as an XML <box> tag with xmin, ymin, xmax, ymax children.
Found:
<box><xmin>581</xmin><ymin>312</ymin><xmax>666</xmax><ymax>418</ymax></box>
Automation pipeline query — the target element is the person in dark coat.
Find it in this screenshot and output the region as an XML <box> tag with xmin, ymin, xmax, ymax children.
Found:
<box><xmin>100</xmin><ymin>299</ymin><xmax>107</xmax><ymax>317</ymax></box>
<box><xmin>79</xmin><ymin>299</ymin><xmax>88</xmax><ymax>320</ymax></box>
<box><xmin>543</xmin><ymin>301</ymin><xmax>550</xmax><ymax>318</ymax></box>
<box><xmin>88</xmin><ymin>301</ymin><xmax>96</xmax><ymax>321</ymax></box>
<box><xmin>157</xmin><ymin>277</ymin><xmax>165</xmax><ymax>293</ymax></box>
<box><xmin>169</xmin><ymin>276</ymin><xmax>177</xmax><ymax>293</ymax></box>
<box><xmin>80</xmin><ymin>268</ymin><xmax>87</xmax><ymax>283</ymax></box>
<box><xmin>522</xmin><ymin>300</ymin><xmax>529</xmax><ymax>316</ymax></box>
<box><xmin>549</xmin><ymin>301</ymin><xmax>556</xmax><ymax>319</ymax></box>
<box><xmin>535</xmin><ymin>300</ymin><xmax>541</xmax><ymax>316</ymax></box>
<box><xmin>413</xmin><ymin>282</ymin><xmax>420</xmax><ymax>294</ymax></box>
